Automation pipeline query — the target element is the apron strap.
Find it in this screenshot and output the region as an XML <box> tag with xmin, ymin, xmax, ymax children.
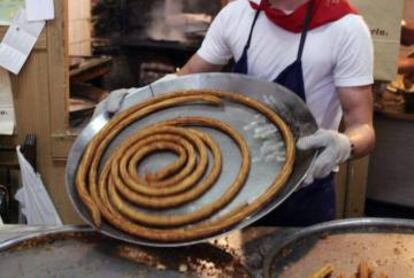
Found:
<box><xmin>244</xmin><ymin>9</ymin><xmax>262</xmax><ymax>51</ymax></box>
<box><xmin>296</xmin><ymin>0</ymin><xmax>315</xmax><ymax>61</ymax></box>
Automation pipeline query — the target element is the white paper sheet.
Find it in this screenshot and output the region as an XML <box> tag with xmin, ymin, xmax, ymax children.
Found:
<box><xmin>15</xmin><ymin>146</ymin><xmax>63</xmax><ymax>226</ymax></box>
<box><xmin>0</xmin><ymin>9</ymin><xmax>45</xmax><ymax>74</ymax></box>
<box><xmin>0</xmin><ymin>67</ymin><xmax>15</xmax><ymax>135</ymax></box>
<box><xmin>25</xmin><ymin>0</ymin><xmax>54</xmax><ymax>21</ymax></box>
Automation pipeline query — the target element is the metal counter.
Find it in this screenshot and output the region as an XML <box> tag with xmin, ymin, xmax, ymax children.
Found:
<box><xmin>0</xmin><ymin>225</ymin><xmax>298</xmax><ymax>278</ymax></box>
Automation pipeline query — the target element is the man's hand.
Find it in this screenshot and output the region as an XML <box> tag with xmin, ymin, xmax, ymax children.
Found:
<box><xmin>92</xmin><ymin>88</ymin><xmax>130</xmax><ymax>119</ymax></box>
<box><xmin>297</xmin><ymin>85</ymin><xmax>375</xmax><ymax>185</ymax></box>
<box><xmin>297</xmin><ymin>130</ymin><xmax>352</xmax><ymax>185</ymax></box>
<box><xmin>92</xmin><ymin>74</ymin><xmax>177</xmax><ymax>119</ymax></box>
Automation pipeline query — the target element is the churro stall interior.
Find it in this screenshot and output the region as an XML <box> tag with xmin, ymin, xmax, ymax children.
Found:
<box><xmin>0</xmin><ymin>0</ymin><xmax>414</xmax><ymax>277</ymax></box>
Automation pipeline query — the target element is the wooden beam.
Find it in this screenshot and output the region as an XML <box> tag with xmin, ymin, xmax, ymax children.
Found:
<box><xmin>49</xmin><ymin>0</ymin><xmax>70</xmax><ymax>154</ymax></box>
<box><xmin>344</xmin><ymin>157</ymin><xmax>370</xmax><ymax>217</ymax></box>
<box><xmin>335</xmin><ymin>164</ymin><xmax>348</xmax><ymax>219</ymax></box>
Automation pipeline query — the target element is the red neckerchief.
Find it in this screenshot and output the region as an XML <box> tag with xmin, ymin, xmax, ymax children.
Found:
<box><xmin>249</xmin><ymin>0</ymin><xmax>358</xmax><ymax>33</ymax></box>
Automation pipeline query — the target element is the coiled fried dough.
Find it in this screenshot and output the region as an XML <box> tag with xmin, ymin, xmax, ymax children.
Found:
<box><xmin>75</xmin><ymin>90</ymin><xmax>295</xmax><ymax>242</ymax></box>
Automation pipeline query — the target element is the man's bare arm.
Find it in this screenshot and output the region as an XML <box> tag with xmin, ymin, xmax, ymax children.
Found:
<box><xmin>178</xmin><ymin>54</ymin><xmax>225</xmax><ymax>76</ymax></box>
<box><xmin>338</xmin><ymin>85</ymin><xmax>376</xmax><ymax>158</ymax></box>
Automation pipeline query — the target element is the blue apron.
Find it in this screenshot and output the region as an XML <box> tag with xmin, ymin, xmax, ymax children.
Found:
<box><xmin>234</xmin><ymin>1</ymin><xmax>336</xmax><ymax>227</ymax></box>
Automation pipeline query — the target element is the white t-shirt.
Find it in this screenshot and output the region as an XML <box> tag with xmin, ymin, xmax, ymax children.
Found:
<box><xmin>197</xmin><ymin>0</ymin><xmax>374</xmax><ymax>130</ymax></box>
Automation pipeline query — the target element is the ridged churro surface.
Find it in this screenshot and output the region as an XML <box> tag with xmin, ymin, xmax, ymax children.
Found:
<box><xmin>76</xmin><ymin>90</ymin><xmax>295</xmax><ymax>243</ymax></box>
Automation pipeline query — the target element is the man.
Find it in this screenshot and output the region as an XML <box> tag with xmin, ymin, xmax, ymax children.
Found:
<box><xmin>179</xmin><ymin>0</ymin><xmax>375</xmax><ymax>226</ymax></box>
<box><xmin>97</xmin><ymin>0</ymin><xmax>375</xmax><ymax>226</ymax></box>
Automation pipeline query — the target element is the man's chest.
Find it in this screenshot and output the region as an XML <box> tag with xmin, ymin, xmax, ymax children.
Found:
<box><xmin>228</xmin><ymin>16</ymin><xmax>338</xmax><ymax>81</ymax></box>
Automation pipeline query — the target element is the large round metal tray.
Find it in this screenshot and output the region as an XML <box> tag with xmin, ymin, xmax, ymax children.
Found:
<box><xmin>65</xmin><ymin>73</ymin><xmax>318</xmax><ymax>247</ymax></box>
<box><xmin>263</xmin><ymin>218</ymin><xmax>414</xmax><ymax>278</ymax></box>
<box><xmin>0</xmin><ymin>226</ymin><xmax>251</xmax><ymax>278</ymax></box>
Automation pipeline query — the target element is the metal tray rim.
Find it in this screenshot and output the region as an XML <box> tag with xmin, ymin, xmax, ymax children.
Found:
<box><xmin>263</xmin><ymin>217</ymin><xmax>414</xmax><ymax>278</ymax></box>
<box><xmin>65</xmin><ymin>73</ymin><xmax>319</xmax><ymax>247</ymax></box>
<box><xmin>0</xmin><ymin>225</ymin><xmax>94</xmax><ymax>251</ymax></box>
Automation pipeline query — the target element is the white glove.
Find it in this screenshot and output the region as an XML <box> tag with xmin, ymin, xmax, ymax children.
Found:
<box><xmin>153</xmin><ymin>73</ymin><xmax>177</xmax><ymax>85</ymax></box>
<box><xmin>297</xmin><ymin>129</ymin><xmax>352</xmax><ymax>185</ymax></box>
<box><xmin>92</xmin><ymin>74</ymin><xmax>177</xmax><ymax>119</ymax></box>
<box><xmin>92</xmin><ymin>88</ymin><xmax>131</xmax><ymax>119</ymax></box>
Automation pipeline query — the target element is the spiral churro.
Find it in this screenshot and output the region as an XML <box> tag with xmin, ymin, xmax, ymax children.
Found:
<box><xmin>75</xmin><ymin>90</ymin><xmax>295</xmax><ymax>242</ymax></box>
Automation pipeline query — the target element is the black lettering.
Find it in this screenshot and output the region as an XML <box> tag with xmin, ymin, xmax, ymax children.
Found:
<box><xmin>370</xmin><ymin>28</ymin><xmax>388</xmax><ymax>37</ymax></box>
